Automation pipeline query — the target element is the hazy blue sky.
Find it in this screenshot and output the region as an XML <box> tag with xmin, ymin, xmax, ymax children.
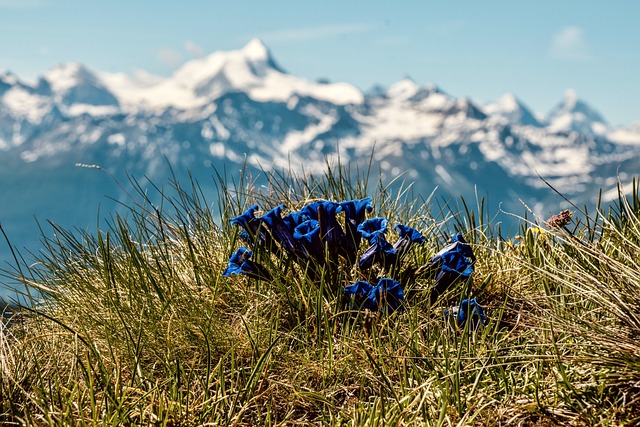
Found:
<box><xmin>1</xmin><ymin>0</ymin><xmax>639</xmax><ymax>126</ymax></box>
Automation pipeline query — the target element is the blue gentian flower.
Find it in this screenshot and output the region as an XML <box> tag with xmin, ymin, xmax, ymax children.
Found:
<box><xmin>230</xmin><ymin>205</ymin><xmax>278</xmax><ymax>251</ymax></box>
<box><xmin>260</xmin><ymin>204</ymin><xmax>298</xmax><ymax>255</ymax></box>
<box><xmin>358</xmin><ymin>218</ymin><xmax>395</xmax><ymax>270</ymax></box>
<box><xmin>340</xmin><ymin>198</ymin><xmax>374</xmax><ymax>260</ymax></box>
<box><xmin>230</xmin><ymin>205</ymin><xmax>261</xmax><ymax>243</ymax></box>
<box><xmin>283</xmin><ymin>210</ymin><xmax>309</xmax><ymax>230</ymax></box>
<box><xmin>359</xmin><ymin>238</ymin><xmax>395</xmax><ymax>270</ymax></box>
<box><xmin>429</xmin><ymin>233</ymin><xmax>476</xmax><ymax>302</ymax></box>
<box><xmin>293</xmin><ymin>219</ymin><xmax>325</xmax><ymax>262</ymax></box>
<box><xmin>456</xmin><ymin>298</ymin><xmax>486</xmax><ymax>329</ymax></box>
<box><xmin>344</xmin><ymin>280</ymin><xmax>376</xmax><ymax>310</ymax></box>
<box><xmin>345</xmin><ymin>278</ymin><xmax>405</xmax><ymax>313</ymax></box>
<box><xmin>369</xmin><ymin>278</ymin><xmax>405</xmax><ymax>313</ymax></box>
<box><xmin>223</xmin><ymin>247</ymin><xmax>271</xmax><ymax>280</ymax></box>
<box><xmin>358</xmin><ymin>217</ymin><xmax>389</xmax><ymax>242</ymax></box>
<box><xmin>299</xmin><ymin>200</ymin><xmax>346</xmax><ymax>256</ymax></box>
<box><xmin>391</xmin><ymin>224</ymin><xmax>426</xmax><ymax>261</ymax></box>
<box><xmin>298</xmin><ymin>200</ymin><xmax>324</xmax><ymax>221</ymax></box>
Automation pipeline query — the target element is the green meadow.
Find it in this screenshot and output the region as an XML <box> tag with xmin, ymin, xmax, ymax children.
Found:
<box><xmin>2</xmin><ymin>162</ymin><xmax>640</xmax><ymax>426</ymax></box>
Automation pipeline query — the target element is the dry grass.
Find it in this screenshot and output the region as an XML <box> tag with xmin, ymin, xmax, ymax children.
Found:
<box><xmin>1</xmin><ymin>165</ymin><xmax>640</xmax><ymax>426</ymax></box>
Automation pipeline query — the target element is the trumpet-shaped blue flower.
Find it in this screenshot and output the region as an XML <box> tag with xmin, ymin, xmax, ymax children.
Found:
<box><xmin>231</xmin><ymin>205</ymin><xmax>261</xmax><ymax>243</ymax></box>
<box><xmin>260</xmin><ymin>204</ymin><xmax>298</xmax><ymax>255</ymax></box>
<box><xmin>359</xmin><ymin>237</ymin><xmax>395</xmax><ymax>270</ymax></box>
<box><xmin>298</xmin><ymin>200</ymin><xmax>346</xmax><ymax>257</ymax></box>
<box><xmin>369</xmin><ymin>278</ymin><xmax>405</xmax><ymax>313</ymax></box>
<box><xmin>340</xmin><ymin>198</ymin><xmax>373</xmax><ymax>259</ymax></box>
<box><xmin>429</xmin><ymin>233</ymin><xmax>476</xmax><ymax>302</ymax></box>
<box><xmin>430</xmin><ymin>233</ymin><xmax>475</xmax><ymax>275</ymax></box>
<box><xmin>456</xmin><ymin>298</ymin><xmax>486</xmax><ymax>329</ymax></box>
<box><xmin>391</xmin><ymin>224</ymin><xmax>426</xmax><ymax>261</ymax></box>
<box><xmin>223</xmin><ymin>247</ymin><xmax>272</xmax><ymax>280</ymax></box>
<box><xmin>344</xmin><ymin>278</ymin><xmax>405</xmax><ymax>313</ymax></box>
<box><xmin>283</xmin><ymin>210</ymin><xmax>309</xmax><ymax>230</ymax></box>
<box><xmin>358</xmin><ymin>218</ymin><xmax>406</xmax><ymax>270</ymax></box>
<box><xmin>344</xmin><ymin>280</ymin><xmax>376</xmax><ymax>310</ymax></box>
<box><xmin>358</xmin><ymin>217</ymin><xmax>388</xmax><ymax>242</ymax></box>
<box><xmin>293</xmin><ymin>219</ymin><xmax>325</xmax><ymax>262</ymax></box>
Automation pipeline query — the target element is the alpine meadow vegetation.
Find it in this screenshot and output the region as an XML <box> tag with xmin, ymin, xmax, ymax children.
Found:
<box><xmin>1</xmin><ymin>160</ymin><xmax>640</xmax><ymax>426</ymax></box>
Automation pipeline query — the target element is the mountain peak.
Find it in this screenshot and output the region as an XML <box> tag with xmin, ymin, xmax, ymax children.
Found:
<box><xmin>483</xmin><ymin>92</ymin><xmax>540</xmax><ymax>126</ymax></box>
<box><xmin>387</xmin><ymin>77</ymin><xmax>420</xmax><ymax>99</ymax></box>
<box><xmin>386</xmin><ymin>77</ymin><xmax>440</xmax><ymax>103</ymax></box>
<box><xmin>548</xmin><ymin>90</ymin><xmax>607</xmax><ymax>126</ymax></box>
<box><xmin>44</xmin><ymin>62</ymin><xmax>99</xmax><ymax>92</ymax></box>
<box><xmin>0</xmin><ymin>70</ymin><xmax>19</xmax><ymax>85</ymax></box>
<box><xmin>241</xmin><ymin>38</ymin><xmax>271</xmax><ymax>61</ymax></box>
<box><xmin>496</xmin><ymin>92</ymin><xmax>519</xmax><ymax>109</ymax></box>
<box><xmin>546</xmin><ymin>90</ymin><xmax>608</xmax><ymax>134</ymax></box>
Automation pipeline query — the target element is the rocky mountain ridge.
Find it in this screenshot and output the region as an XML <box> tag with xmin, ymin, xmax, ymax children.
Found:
<box><xmin>1</xmin><ymin>38</ymin><xmax>639</xmax><ymax>264</ymax></box>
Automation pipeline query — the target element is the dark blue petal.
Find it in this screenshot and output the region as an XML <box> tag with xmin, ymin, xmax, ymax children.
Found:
<box><xmin>391</xmin><ymin>224</ymin><xmax>425</xmax><ymax>263</ymax></box>
<box><xmin>394</xmin><ymin>224</ymin><xmax>425</xmax><ymax>244</ymax></box>
<box><xmin>457</xmin><ymin>298</ymin><xmax>486</xmax><ymax>329</ymax></box>
<box><xmin>222</xmin><ymin>247</ymin><xmax>271</xmax><ymax>280</ymax></box>
<box><xmin>230</xmin><ymin>205</ymin><xmax>261</xmax><ymax>242</ymax></box>
<box><xmin>298</xmin><ymin>201</ymin><xmax>324</xmax><ymax>221</ymax></box>
<box><xmin>358</xmin><ymin>217</ymin><xmax>388</xmax><ymax>242</ymax></box>
<box><xmin>222</xmin><ymin>247</ymin><xmax>253</xmax><ymax>276</ymax></box>
<box><xmin>230</xmin><ymin>205</ymin><xmax>259</xmax><ymax>228</ymax></box>
<box><xmin>293</xmin><ymin>219</ymin><xmax>325</xmax><ymax>262</ymax></box>
<box><xmin>429</xmin><ymin>234</ymin><xmax>475</xmax><ymax>277</ymax></box>
<box><xmin>344</xmin><ymin>280</ymin><xmax>374</xmax><ymax>296</ymax></box>
<box><xmin>283</xmin><ymin>210</ymin><xmax>309</xmax><ymax>229</ymax></box>
<box><xmin>340</xmin><ymin>198</ymin><xmax>373</xmax><ymax>224</ymax></box>
<box><xmin>344</xmin><ymin>280</ymin><xmax>377</xmax><ymax>310</ymax></box>
<box><xmin>340</xmin><ymin>198</ymin><xmax>374</xmax><ymax>260</ymax></box>
<box><xmin>368</xmin><ymin>278</ymin><xmax>404</xmax><ymax>313</ymax></box>
<box><xmin>293</xmin><ymin>219</ymin><xmax>321</xmax><ymax>243</ymax></box>
<box><xmin>428</xmin><ymin>234</ymin><xmax>476</xmax><ymax>302</ymax></box>
<box><xmin>317</xmin><ymin>200</ymin><xmax>346</xmax><ymax>254</ymax></box>
<box><xmin>297</xmin><ymin>200</ymin><xmax>347</xmax><ymax>261</ymax></box>
<box><xmin>260</xmin><ymin>204</ymin><xmax>298</xmax><ymax>255</ymax></box>
<box><xmin>451</xmin><ymin>233</ymin><xmax>476</xmax><ymax>262</ymax></box>
<box><xmin>359</xmin><ymin>234</ymin><xmax>395</xmax><ymax>270</ymax></box>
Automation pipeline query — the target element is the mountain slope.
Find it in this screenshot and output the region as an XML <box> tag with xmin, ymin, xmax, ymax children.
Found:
<box><xmin>1</xmin><ymin>39</ymin><xmax>640</xmax><ymax>269</ymax></box>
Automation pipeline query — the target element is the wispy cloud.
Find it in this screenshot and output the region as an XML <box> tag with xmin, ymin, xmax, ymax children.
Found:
<box><xmin>258</xmin><ymin>23</ymin><xmax>374</xmax><ymax>43</ymax></box>
<box><xmin>550</xmin><ymin>26</ymin><xmax>593</xmax><ymax>61</ymax></box>
<box><xmin>156</xmin><ymin>47</ymin><xmax>182</xmax><ymax>67</ymax></box>
<box><xmin>185</xmin><ymin>41</ymin><xmax>204</xmax><ymax>58</ymax></box>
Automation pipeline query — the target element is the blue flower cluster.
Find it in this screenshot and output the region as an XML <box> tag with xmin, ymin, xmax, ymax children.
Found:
<box><xmin>223</xmin><ymin>198</ymin><xmax>486</xmax><ymax>321</ymax></box>
<box><xmin>223</xmin><ymin>198</ymin><xmax>428</xmax><ymax>313</ymax></box>
<box><xmin>224</xmin><ymin>198</ymin><xmax>375</xmax><ymax>271</ymax></box>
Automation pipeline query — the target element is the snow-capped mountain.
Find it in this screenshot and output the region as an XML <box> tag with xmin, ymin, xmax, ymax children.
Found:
<box><xmin>546</xmin><ymin>89</ymin><xmax>608</xmax><ymax>135</ymax></box>
<box><xmin>1</xmin><ymin>38</ymin><xmax>640</xmax><ymax>266</ymax></box>
<box><xmin>483</xmin><ymin>93</ymin><xmax>541</xmax><ymax>127</ymax></box>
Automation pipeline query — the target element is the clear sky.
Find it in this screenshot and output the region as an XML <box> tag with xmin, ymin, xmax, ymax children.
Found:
<box><xmin>1</xmin><ymin>0</ymin><xmax>639</xmax><ymax>127</ymax></box>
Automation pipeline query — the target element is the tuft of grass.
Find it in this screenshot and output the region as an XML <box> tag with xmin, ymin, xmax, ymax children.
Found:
<box><xmin>1</xmin><ymin>162</ymin><xmax>640</xmax><ymax>425</ymax></box>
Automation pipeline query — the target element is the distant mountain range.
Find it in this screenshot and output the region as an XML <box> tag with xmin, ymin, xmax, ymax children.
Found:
<box><xmin>1</xmin><ymin>38</ymin><xmax>640</xmax><ymax>266</ymax></box>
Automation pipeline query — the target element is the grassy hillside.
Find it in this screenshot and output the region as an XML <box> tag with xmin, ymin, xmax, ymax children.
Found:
<box><xmin>1</xmin><ymin>163</ymin><xmax>640</xmax><ymax>426</ymax></box>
